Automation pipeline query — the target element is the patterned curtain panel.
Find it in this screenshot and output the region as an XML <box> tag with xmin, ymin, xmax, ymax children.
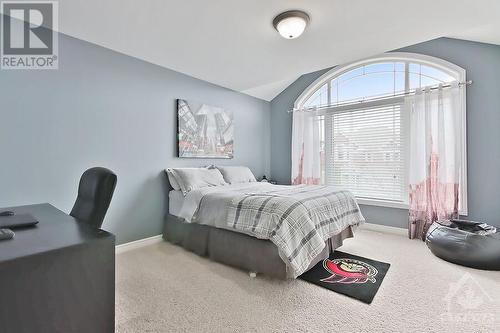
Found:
<box><xmin>407</xmin><ymin>82</ymin><xmax>463</xmax><ymax>240</ymax></box>
<box><xmin>291</xmin><ymin>110</ymin><xmax>322</xmax><ymax>185</ymax></box>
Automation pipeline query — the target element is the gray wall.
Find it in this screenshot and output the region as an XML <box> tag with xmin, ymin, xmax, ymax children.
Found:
<box><xmin>2</xmin><ymin>34</ymin><xmax>498</xmax><ymax>242</ymax></box>
<box><xmin>270</xmin><ymin>38</ymin><xmax>500</xmax><ymax>228</ymax></box>
<box><xmin>0</xmin><ymin>33</ymin><xmax>271</xmax><ymax>244</ymax></box>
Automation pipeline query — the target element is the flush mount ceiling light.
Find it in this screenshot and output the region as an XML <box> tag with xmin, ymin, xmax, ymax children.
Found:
<box><xmin>273</xmin><ymin>10</ymin><xmax>310</xmax><ymax>39</ymax></box>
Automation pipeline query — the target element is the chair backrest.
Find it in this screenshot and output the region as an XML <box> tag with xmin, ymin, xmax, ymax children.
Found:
<box><xmin>70</xmin><ymin>167</ymin><xmax>117</xmax><ymax>228</ymax></box>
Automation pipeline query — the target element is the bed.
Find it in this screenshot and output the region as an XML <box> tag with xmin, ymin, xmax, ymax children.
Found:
<box><xmin>163</xmin><ymin>169</ymin><xmax>364</xmax><ymax>279</ymax></box>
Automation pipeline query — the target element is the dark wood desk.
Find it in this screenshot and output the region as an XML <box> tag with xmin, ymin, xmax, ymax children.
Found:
<box><xmin>0</xmin><ymin>203</ymin><xmax>115</xmax><ymax>333</ymax></box>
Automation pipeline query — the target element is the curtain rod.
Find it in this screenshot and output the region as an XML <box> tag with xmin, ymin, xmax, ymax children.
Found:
<box><xmin>288</xmin><ymin>80</ymin><xmax>472</xmax><ymax>113</ymax></box>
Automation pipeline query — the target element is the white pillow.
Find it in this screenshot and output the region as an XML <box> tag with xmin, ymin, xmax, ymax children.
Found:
<box><xmin>166</xmin><ymin>166</ymin><xmax>215</xmax><ymax>191</ymax></box>
<box><xmin>165</xmin><ymin>169</ymin><xmax>181</xmax><ymax>191</ymax></box>
<box><xmin>170</xmin><ymin>168</ymin><xmax>227</xmax><ymax>195</ymax></box>
<box><xmin>216</xmin><ymin>166</ymin><xmax>256</xmax><ymax>184</ymax></box>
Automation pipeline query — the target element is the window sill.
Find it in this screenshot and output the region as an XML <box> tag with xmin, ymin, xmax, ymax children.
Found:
<box><xmin>356</xmin><ymin>198</ymin><xmax>409</xmax><ymax>210</ymax></box>
<box><xmin>356</xmin><ymin>198</ymin><xmax>468</xmax><ymax>216</ymax></box>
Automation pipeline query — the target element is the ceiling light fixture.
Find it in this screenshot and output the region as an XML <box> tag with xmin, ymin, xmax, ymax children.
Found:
<box><xmin>273</xmin><ymin>10</ymin><xmax>310</xmax><ymax>39</ymax></box>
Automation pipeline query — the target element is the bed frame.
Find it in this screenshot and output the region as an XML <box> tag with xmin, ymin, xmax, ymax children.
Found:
<box><xmin>163</xmin><ymin>214</ymin><xmax>354</xmax><ymax>279</ymax></box>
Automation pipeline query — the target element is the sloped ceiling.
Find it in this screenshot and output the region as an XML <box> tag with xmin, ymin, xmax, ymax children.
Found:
<box><xmin>55</xmin><ymin>0</ymin><xmax>500</xmax><ymax>100</ymax></box>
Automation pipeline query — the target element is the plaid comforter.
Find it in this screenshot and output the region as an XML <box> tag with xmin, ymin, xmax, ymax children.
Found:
<box><xmin>226</xmin><ymin>185</ymin><xmax>365</xmax><ymax>278</ymax></box>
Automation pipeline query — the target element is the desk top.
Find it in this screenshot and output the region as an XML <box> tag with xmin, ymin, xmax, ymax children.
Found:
<box><xmin>0</xmin><ymin>203</ymin><xmax>114</xmax><ymax>263</ymax></box>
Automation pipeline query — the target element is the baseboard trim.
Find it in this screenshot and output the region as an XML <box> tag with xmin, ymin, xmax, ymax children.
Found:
<box><xmin>361</xmin><ymin>222</ymin><xmax>407</xmax><ymax>236</ymax></box>
<box><xmin>115</xmin><ymin>234</ymin><xmax>163</xmax><ymax>254</ymax></box>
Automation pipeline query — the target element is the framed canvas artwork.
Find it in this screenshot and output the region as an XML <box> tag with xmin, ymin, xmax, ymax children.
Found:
<box><xmin>177</xmin><ymin>99</ymin><xmax>234</xmax><ymax>158</ymax></box>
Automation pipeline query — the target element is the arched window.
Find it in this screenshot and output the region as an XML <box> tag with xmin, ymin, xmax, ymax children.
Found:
<box><xmin>294</xmin><ymin>53</ymin><xmax>467</xmax><ymax>213</ymax></box>
<box><xmin>296</xmin><ymin>52</ymin><xmax>464</xmax><ymax>109</ymax></box>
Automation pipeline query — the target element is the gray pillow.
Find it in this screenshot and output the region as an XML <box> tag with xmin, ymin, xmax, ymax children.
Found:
<box><xmin>170</xmin><ymin>168</ymin><xmax>227</xmax><ymax>195</ymax></box>
<box><xmin>216</xmin><ymin>166</ymin><xmax>256</xmax><ymax>184</ymax></box>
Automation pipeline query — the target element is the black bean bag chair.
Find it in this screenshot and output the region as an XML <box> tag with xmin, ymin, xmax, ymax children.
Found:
<box><xmin>426</xmin><ymin>220</ymin><xmax>500</xmax><ymax>271</ymax></box>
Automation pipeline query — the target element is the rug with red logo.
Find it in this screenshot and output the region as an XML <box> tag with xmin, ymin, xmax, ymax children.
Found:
<box><xmin>300</xmin><ymin>251</ymin><xmax>390</xmax><ymax>304</ymax></box>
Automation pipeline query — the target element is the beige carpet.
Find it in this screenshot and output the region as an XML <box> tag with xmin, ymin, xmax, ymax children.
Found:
<box><xmin>116</xmin><ymin>228</ymin><xmax>500</xmax><ymax>333</ymax></box>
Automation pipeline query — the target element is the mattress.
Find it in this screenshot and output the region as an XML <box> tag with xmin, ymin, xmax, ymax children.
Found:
<box><xmin>168</xmin><ymin>190</ymin><xmax>184</xmax><ymax>217</ymax></box>
<box><xmin>169</xmin><ymin>189</ymin><xmax>230</xmax><ymax>227</ymax></box>
<box><xmin>168</xmin><ymin>183</ymin><xmax>275</xmax><ymax>233</ymax></box>
<box><xmin>169</xmin><ymin>182</ymin><xmax>363</xmax><ymax>239</ymax></box>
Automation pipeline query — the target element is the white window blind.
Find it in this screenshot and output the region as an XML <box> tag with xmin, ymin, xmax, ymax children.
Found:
<box><xmin>325</xmin><ymin>103</ymin><xmax>406</xmax><ymax>202</ymax></box>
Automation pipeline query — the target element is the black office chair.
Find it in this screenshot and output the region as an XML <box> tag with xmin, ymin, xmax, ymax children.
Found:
<box><xmin>70</xmin><ymin>167</ymin><xmax>117</xmax><ymax>229</ymax></box>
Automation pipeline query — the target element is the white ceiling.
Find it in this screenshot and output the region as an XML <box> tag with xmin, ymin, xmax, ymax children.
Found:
<box><xmin>57</xmin><ymin>0</ymin><xmax>500</xmax><ymax>101</ymax></box>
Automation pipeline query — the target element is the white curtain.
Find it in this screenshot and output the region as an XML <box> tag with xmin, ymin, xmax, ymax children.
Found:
<box><xmin>407</xmin><ymin>82</ymin><xmax>463</xmax><ymax>239</ymax></box>
<box><xmin>291</xmin><ymin>109</ymin><xmax>322</xmax><ymax>185</ymax></box>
